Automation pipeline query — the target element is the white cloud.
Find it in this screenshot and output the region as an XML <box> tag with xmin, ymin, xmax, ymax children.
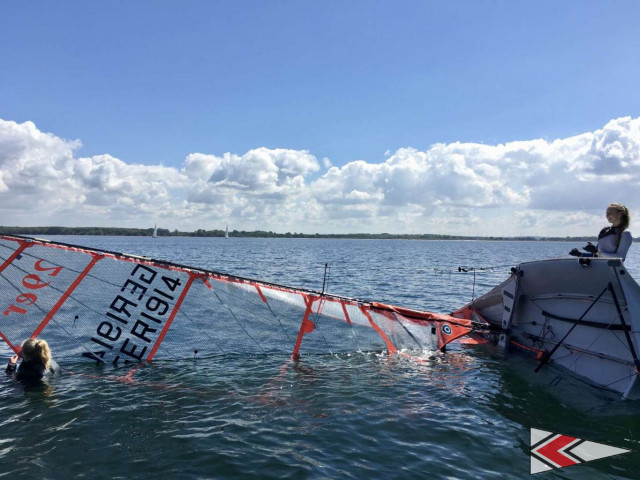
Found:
<box><xmin>183</xmin><ymin>148</ymin><xmax>319</xmax><ymax>194</ymax></box>
<box><xmin>0</xmin><ymin>116</ymin><xmax>639</xmax><ymax>236</ymax></box>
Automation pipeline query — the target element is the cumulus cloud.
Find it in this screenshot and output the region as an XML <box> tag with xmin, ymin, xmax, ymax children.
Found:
<box><xmin>0</xmin><ymin>116</ymin><xmax>639</xmax><ymax>236</ymax></box>
<box><xmin>0</xmin><ymin>120</ymin><xmax>185</xmax><ymax>225</ymax></box>
<box><xmin>183</xmin><ymin>148</ymin><xmax>318</xmax><ymax>197</ymax></box>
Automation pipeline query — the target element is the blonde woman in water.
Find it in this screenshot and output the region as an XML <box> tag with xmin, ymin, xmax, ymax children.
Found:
<box><xmin>6</xmin><ymin>337</ymin><xmax>59</xmax><ymax>382</ymax></box>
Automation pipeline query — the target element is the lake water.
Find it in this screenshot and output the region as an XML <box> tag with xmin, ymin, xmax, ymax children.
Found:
<box><xmin>1</xmin><ymin>237</ymin><xmax>639</xmax><ymax>479</ymax></box>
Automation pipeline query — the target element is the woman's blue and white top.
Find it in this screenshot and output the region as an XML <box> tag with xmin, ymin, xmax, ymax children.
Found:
<box><xmin>596</xmin><ymin>226</ymin><xmax>632</xmax><ymax>262</ymax></box>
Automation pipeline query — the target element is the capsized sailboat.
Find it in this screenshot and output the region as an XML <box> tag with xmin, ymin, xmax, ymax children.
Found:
<box><xmin>454</xmin><ymin>257</ymin><xmax>640</xmax><ymax>399</ymax></box>
<box><xmin>0</xmin><ymin>234</ymin><xmax>480</xmax><ymax>368</ymax></box>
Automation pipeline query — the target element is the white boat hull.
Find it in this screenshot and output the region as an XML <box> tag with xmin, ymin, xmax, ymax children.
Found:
<box><xmin>455</xmin><ymin>258</ymin><xmax>640</xmax><ymax>399</ymax></box>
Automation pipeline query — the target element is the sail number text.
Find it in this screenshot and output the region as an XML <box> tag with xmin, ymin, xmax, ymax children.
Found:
<box><xmin>3</xmin><ymin>260</ymin><xmax>62</xmax><ymax>316</ymax></box>
<box><xmin>83</xmin><ymin>263</ymin><xmax>183</xmax><ymax>366</ymax></box>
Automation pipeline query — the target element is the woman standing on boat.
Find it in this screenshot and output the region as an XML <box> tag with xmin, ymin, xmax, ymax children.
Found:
<box><xmin>570</xmin><ymin>203</ymin><xmax>632</xmax><ymax>261</ymax></box>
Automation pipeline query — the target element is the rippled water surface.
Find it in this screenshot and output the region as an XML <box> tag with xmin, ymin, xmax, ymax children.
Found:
<box><xmin>2</xmin><ymin>237</ymin><xmax>640</xmax><ymax>479</ymax></box>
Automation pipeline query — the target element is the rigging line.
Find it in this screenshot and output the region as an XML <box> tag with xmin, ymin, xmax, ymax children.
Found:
<box><xmin>313</xmin><ymin>263</ymin><xmax>331</xmax><ymax>325</ymax></box>
<box><xmin>547</xmin><ymin>351</ymin><xmax>576</xmax><ymax>362</ymax></box>
<box><xmin>311</xmin><ymin>265</ymin><xmax>347</xmax><ymax>353</ymax></box>
<box><xmin>0</xmin><ymin>266</ymin><xmax>109</xmax><ymax>343</ymax></box>
<box><xmin>523</xmin><ymin>285</ymin><xmax>624</xmax><ymax>337</ymax></box>
<box><xmin>0</xmin><ymin>270</ymin><xmax>37</xmax><ymax>299</ymax></box>
<box><xmin>433</xmin><ymin>271</ymin><xmax>486</xmax><ymax>276</ymax></box>
<box><xmin>0</xmin><ymin>261</ymin><xmax>235</xmax><ymax>360</ymax></box>
<box><xmin>310</xmin><ymin>308</ymin><xmax>335</xmax><ymax>355</ymax></box>
<box><xmin>2</xmin><ymin>245</ymin><xmax>79</xmax><ymax>271</ymax></box>
<box><xmin>2</xmin><ymin>249</ymin><xmax>249</xmax><ymax>355</ymax></box>
<box><xmin>602</xmin><ymin>371</ymin><xmax>640</xmax><ymax>389</ymax></box>
<box><xmin>1</xmin><ymin>260</ymin><xmax>190</xmax><ymax>331</ymax></box>
<box><xmin>471</xmin><ymin>269</ymin><xmax>476</xmax><ymax>302</ymax></box>
<box><xmin>0</xmin><ymin>241</ymin><xmax>16</xmax><ymax>251</ymax></box>
<box><xmin>208</xmin><ymin>288</ymin><xmax>266</xmax><ymax>354</ymax></box>
<box><xmin>321</xmin><ymin>263</ymin><xmax>329</xmax><ymax>295</ymax></box>
<box><xmin>262</xmin><ymin>298</ymin><xmax>294</xmax><ymax>345</ymax></box>
<box><xmin>5</xmin><ymin>235</ymin><xmax>387</xmax><ymax>306</ymax></box>
<box><xmin>528</xmin><ymin>323</ymin><xmax>633</xmax><ymax>389</ymax></box>
<box><xmin>7</xmin><ymin>248</ymin><xmax>328</xmax><ymax>351</ymax></box>
<box><xmin>391</xmin><ymin>313</ymin><xmax>423</xmax><ymax>349</ymax></box>
<box><xmin>218</xmin><ymin>290</ymin><xmax>291</xmax><ymax>347</ymax></box>
<box><xmin>10</xmin><ymin>247</ymin><xmax>150</xmax><ymax>291</ymax></box>
<box><xmin>35</xmin><ymin>316</ymin><xmax>109</xmax><ymax>365</ymax></box>
<box><xmin>0</xmin><ymin>242</ymin><xmax>29</xmax><ymax>263</ymax></box>
<box><xmin>308</xmin><ymin>294</ymin><xmax>339</xmax><ymax>355</ymax></box>
<box><xmin>305</xmin><ymin>264</ymin><xmax>337</xmax><ymax>354</ymax></box>
<box><xmin>249</xmin><ymin>284</ymin><xmax>294</xmax><ymax>344</ymax></box>
<box><xmin>3</xmin><ymin>234</ymin><xmax>356</xmax><ymax>300</ymax></box>
<box><xmin>608</xmin><ymin>283</ymin><xmax>640</xmax><ymax>371</ymax></box>
<box><xmin>0</xmin><ymin>272</ymin><xmax>98</xmax><ymax>355</ymax></box>
<box><xmin>465</xmin><ymin>263</ymin><xmax>515</xmax><ymax>270</ymax></box>
<box><xmin>563</xmin><ymin>321</ymin><xmax>631</xmax><ymax>374</ymax></box>
<box><xmin>527</xmin><ymin>298</ymin><xmax>630</xmax><ymax>336</ymax></box>
<box><xmin>340</xmin><ymin>302</ymin><xmax>361</xmax><ymax>349</ymax></box>
<box><xmin>534</xmin><ymin>284</ymin><xmax>610</xmax><ymax>373</ymax></box>
<box><xmin>0</xmin><ymin>272</ymin><xmax>112</xmax><ymax>364</ymax></box>
<box><xmin>539</xmin><ymin>365</ymin><xmax>633</xmax><ymax>396</ymax></box>
<box><xmin>374</xmin><ymin>304</ymin><xmax>426</xmax><ymax>349</ymax></box>
<box><xmin>174</xmin><ymin>309</ymin><xmax>226</xmax><ymax>355</ymax></box>
<box><xmin>545</xmin><ymin>326</ymin><xmax>616</xmax><ymax>365</ymax></box>
<box><xmin>0</xmin><ymin>271</ymin><xmax>133</xmax><ymax>366</ymax></box>
<box><xmin>0</xmin><ymin>252</ymin><xmax>125</xmax><ymax>304</ymax></box>
<box><xmin>434</xmin><ymin>263</ymin><xmax>515</xmax><ymax>275</ymax></box>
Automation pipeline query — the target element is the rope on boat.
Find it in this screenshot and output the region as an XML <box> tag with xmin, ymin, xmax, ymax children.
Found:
<box><xmin>432</xmin><ymin>264</ymin><xmax>515</xmax><ymax>304</ymax></box>
<box><xmin>534</xmin><ymin>285</ymin><xmax>609</xmax><ymax>373</ymax></box>
<box><xmin>433</xmin><ymin>263</ymin><xmax>515</xmax><ymax>275</ymax></box>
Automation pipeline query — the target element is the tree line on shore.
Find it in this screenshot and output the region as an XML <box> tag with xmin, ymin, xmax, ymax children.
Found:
<box><xmin>0</xmin><ymin>225</ymin><xmax>601</xmax><ymax>242</ymax></box>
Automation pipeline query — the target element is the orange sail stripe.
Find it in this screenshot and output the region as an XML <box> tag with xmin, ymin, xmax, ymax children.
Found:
<box><xmin>341</xmin><ymin>302</ymin><xmax>352</xmax><ymax>325</ymax></box>
<box><xmin>291</xmin><ymin>296</ymin><xmax>315</xmax><ymax>359</ymax></box>
<box><xmin>146</xmin><ymin>272</ymin><xmax>199</xmax><ymax>361</ymax></box>
<box><xmin>372</xmin><ymin>301</ymin><xmax>470</xmax><ymax>326</ymax></box>
<box><xmin>0</xmin><ymin>234</ymin><xmax>481</xmax><ymax>362</ymax></box>
<box><xmin>255</xmin><ymin>285</ymin><xmax>268</xmax><ymax>303</ymax></box>
<box><xmin>0</xmin><ymin>241</ymin><xmax>32</xmax><ymax>274</ymax></box>
<box><xmin>360</xmin><ymin>306</ymin><xmax>398</xmax><ymax>354</ymax></box>
<box><xmin>0</xmin><ymin>331</ymin><xmax>19</xmax><ymax>354</ymax></box>
<box><xmin>32</xmin><ymin>254</ymin><xmax>104</xmax><ymax>338</ymax></box>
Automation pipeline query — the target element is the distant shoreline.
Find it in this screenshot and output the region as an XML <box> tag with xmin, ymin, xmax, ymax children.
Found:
<box><xmin>0</xmin><ymin>226</ymin><xmax>605</xmax><ymax>242</ymax></box>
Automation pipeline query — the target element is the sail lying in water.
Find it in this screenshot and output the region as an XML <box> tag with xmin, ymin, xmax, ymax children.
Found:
<box><xmin>0</xmin><ymin>235</ymin><xmax>477</xmax><ymax>367</ymax></box>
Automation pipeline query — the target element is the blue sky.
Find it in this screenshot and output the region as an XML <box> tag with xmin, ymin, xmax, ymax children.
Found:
<box><xmin>1</xmin><ymin>1</ymin><xmax>640</xmax><ymax>234</ymax></box>
<box><xmin>3</xmin><ymin>1</ymin><xmax>639</xmax><ymax>166</ymax></box>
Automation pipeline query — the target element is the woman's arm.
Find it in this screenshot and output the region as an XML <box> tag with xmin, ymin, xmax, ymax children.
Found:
<box><xmin>617</xmin><ymin>231</ymin><xmax>633</xmax><ymax>261</ymax></box>
<box><xmin>6</xmin><ymin>355</ymin><xmax>18</xmax><ymax>374</ymax></box>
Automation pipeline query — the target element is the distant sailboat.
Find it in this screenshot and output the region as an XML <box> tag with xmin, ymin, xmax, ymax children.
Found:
<box><xmin>225</xmin><ymin>225</ymin><xmax>229</xmax><ymax>239</ymax></box>
<box><xmin>152</xmin><ymin>223</ymin><xmax>158</xmax><ymax>238</ymax></box>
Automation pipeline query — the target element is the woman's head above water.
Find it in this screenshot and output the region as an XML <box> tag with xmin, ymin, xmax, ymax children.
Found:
<box><xmin>20</xmin><ymin>338</ymin><xmax>52</xmax><ymax>370</ymax></box>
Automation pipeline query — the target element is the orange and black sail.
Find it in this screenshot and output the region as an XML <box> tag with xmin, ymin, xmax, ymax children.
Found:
<box><xmin>0</xmin><ymin>235</ymin><xmax>478</xmax><ymax>366</ymax></box>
